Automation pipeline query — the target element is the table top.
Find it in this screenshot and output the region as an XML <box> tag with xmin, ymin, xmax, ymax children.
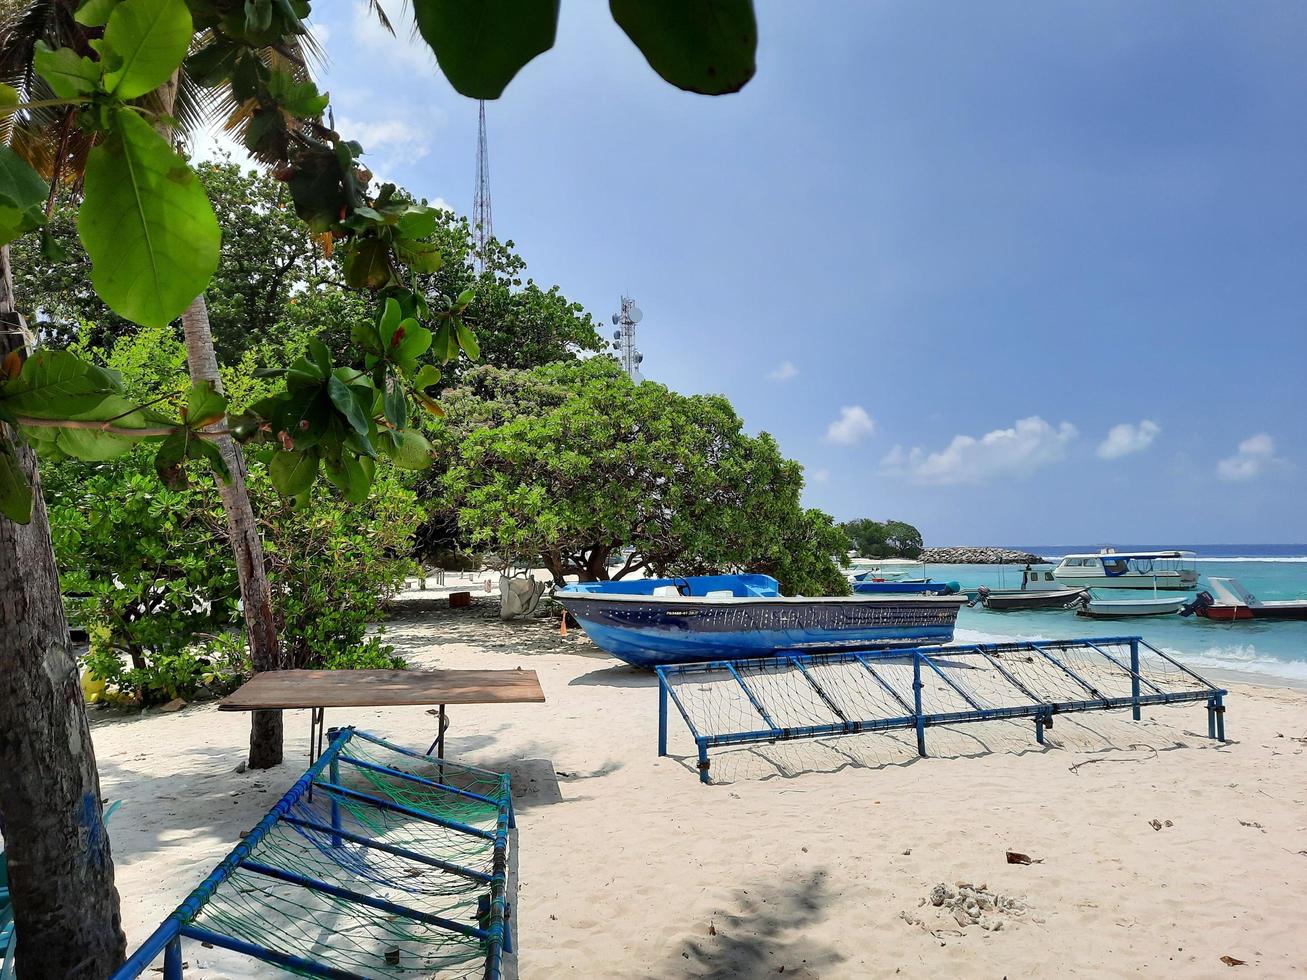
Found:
<box><xmin>218</xmin><ymin>668</ymin><xmax>546</xmax><ymax>711</ymax></box>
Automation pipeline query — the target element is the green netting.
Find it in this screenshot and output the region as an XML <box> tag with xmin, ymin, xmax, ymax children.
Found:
<box><xmin>118</xmin><ymin>728</ymin><xmax>512</xmax><ymax>980</ymax></box>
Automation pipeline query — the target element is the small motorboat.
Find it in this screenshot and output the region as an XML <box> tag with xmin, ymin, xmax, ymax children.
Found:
<box><xmin>554</xmin><ymin>573</ymin><xmax>967</xmax><ymax>667</ymax></box>
<box><xmin>1180</xmin><ymin>577</ymin><xmax>1307</xmax><ymax>621</ymax></box>
<box><xmin>1068</xmin><ymin>591</ymin><xmax>1185</xmax><ymax>619</ymax></box>
<box><xmin>844</xmin><ymin>556</ymin><xmax>923</xmax><ymax>583</ymax></box>
<box><xmin>972</xmin><ymin>564</ymin><xmax>1085</xmax><ymax>611</ymax></box>
<box><xmin>851</xmin><ymin>577</ymin><xmax>959</xmax><ymax>596</ymax></box>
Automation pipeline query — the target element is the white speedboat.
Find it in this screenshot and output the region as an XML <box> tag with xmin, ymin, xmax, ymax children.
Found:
<box><xmin>1052</xmin><ymin>549</ymin><xmax>1198</xmax><ymax>591</ymax></box>
<box><xmin>845</xmin><ymin>556</ymin><xmax>923</xmax><ymax>583</ymax></box>
<box><xmin>1069</xmin><ymin>591</ymin><xmax>1186</xmax><ymax>618</ymax></box>
<box><xmin>973</xmin><ymin>564</ymin><xmax>1085</xmax><ymax>610</ymax></box>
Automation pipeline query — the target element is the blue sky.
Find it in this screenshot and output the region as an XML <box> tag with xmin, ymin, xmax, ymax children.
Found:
<box><xmin>206</xmin><ymin>2</ymin><xmax>1307</xmax><ymax>546</ymax></box>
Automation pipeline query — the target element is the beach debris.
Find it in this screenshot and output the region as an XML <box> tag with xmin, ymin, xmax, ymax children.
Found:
<box><xmin>160</xmin><ymin>698</ymin><xmax>187</xmax><ymax>713</ymax></box>
<box><xmin>708</xmin><ymin>921</ymin><xmax>716</xmax><ymax>937</ymax></box>
<box><xmin>384</xmin><ymin>948</ymin><xmax>401</xmax><ymax>966</ymax></box>
<box><xmin>1150</xmin><ymin>819</ymin><xmax>1163</xmax><ymax>831</ymax></box>
<box><xmin>1238</xmin><ymin>820</ymin><xmax>1266</xmax><ymax>833</ymax></box>
<box><xmin>233</xmin><ymin>760</ymin><xmax>247</xmax><ymax>774</ymax></box>
<box><xmin>910</xmin><ymin>882</ymin><xmax>1027</xmax><ymax>936</ymax></box>
<box><xmin>1220</xmin><ymin>955</ymin><xmax>1247</xmax><ymax>966</ymax></box>
<box><xmin>1005</xmin><ymin>851</ymin><xmax>1036</xmax><ymax>865</ymax></box>
<box><xmin>902</xmin><ymin>848</ymin><xmax>912</xmax><ymax>856</ymax></box>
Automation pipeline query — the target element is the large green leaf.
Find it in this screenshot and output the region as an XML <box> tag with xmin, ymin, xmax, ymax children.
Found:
<box><xmin>2</xmin><ymin>350</ymin><xmax>123</xmax><ymax>418</ymax></box>
<box><xmin>0</xmin><ymin>443</ymin><xmax>34</xmax><ymax>523</ymax></box>
<box><xmin>55</xmin><ymin>427</ymin><xmax>137</xmax><ymax>461</ymax></box>
<box><xmin>270</xmin><ymin>447</ymin><xmax>320</xmax><ymax>495</ymax></box>
<box><xmin>411</xmin><ymin>0</ymin><xmax>559</xmax><ymax>100</ymax></box>
<box><xmin>0</xmin><ymin>146</ymin><xmax>49</xmax><ymax>247</ymax></box>
<box><xmin>383</xmin><ymin>428</ymin><xmax>434</xmax><ymax>470</ymax></box>
<box><xmin>32</xmin><ymin>42</ymin><xmax>103</xmax><ymax>98</ymax></box>
<box><xmin>102</xmin><ymin>0</ymin><xmax>193</xmax><ymax>99</ymax></box>
<box><xmin>609</xmin><ymin>0</ymin><xmax>757</xmax><ymax>95</ymax></box>
<box><xmin>79</xmin><ymin>108</ymin><xmax>221</xmax><ymax>328</ymax></box>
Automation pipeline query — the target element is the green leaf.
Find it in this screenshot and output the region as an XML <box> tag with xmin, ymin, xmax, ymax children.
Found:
<box><xmin>185</xmin><ymin>379</ymin><xmax>227</xmax><ymax>426</ymax></box>
<box><xmin>324</xmin><ymin>452</ymin><xmax>370</xmax><ymax>504</ymax></box>
<box><xmin>3</xmin><ymin>350</ymin><xmax>122</xmax><ymax>418</ymax></box>
<box><xmin>189</xmin><ymin>436</ymin><xmax>229</xmax><ymax>480</ymax></box>
<box><xmin>391</xmin><ymin>322</ymin><xmax>432</xmax><ymax>365</ymax></box>
<box><xmin>412</xmin><ymin>0</ymin><xmax>559</xmax><ymax>99</ymax></box>
<box><xmin>0</xmin><ymin>147</ymin><xmax>49</xmax><ymax>247</ymax></box>
<box><xmin>153</xmin><ymin>429</ymin><xmax>188</xmax><ymax>487</ymax></box>
<box><xmin>609</xmin><ymin>0</ymin><xmax>757</xmax><ymax>95</ymax></box>
<box><xmin>0</xmin><ymin>84</ymin><xmax>17</xmax><ymax>110</ymax></box>
<box><xmin>350</xmin><ymin>319</ymin><xmax>380</xmax><ymax>353</ymax></box>
<box><xmin>55</xmin><ymin>426</ymin><xmax>137</xmax><ymax>461</ymax></box>
<box><xmin>307</xmin><ymin>337</ymin><xmax>332</xmax><ymax>376</ymax></box>
<box><xmin>343</xmin><ymin>238</ymin><xmax>394</xmax><ymax>290</ymax></box>
<box><xmin>414</xmin><ymin>364</ymin><xmax>442</xmax><ymax>391</ymax></box>
<box><xmin>382</xmin><ymin>380</ymin><xmax>407</xmax><ymax>428</ymax></box>
<box><xmin>378</xmin><ymin>298</ymin><xmax>402</xmax><ymax>344</ymax></box>
<box><xmin>384</xmin><ymin>428</ymin><xmax>433</xmax><ymax>470</ymax></box>
<box><xmin>269</xmin><ymin>446</ymin><xmax>320</xmax><ymax>496</ymax></box>
<box><xmin>0</xmin><ymin>443</ymin><xmax>34</xmax><ymax>523</ymax></box>
<box><xmin>79</xmin><ymin>108</ymin><xmax>220</xmax><ymax>328</ymax></box>
<box><xmin>75</xmin><ymin>0</ymin><xmax>122</xmax><ymax>27</ymax></box>
<box><xmin>32</xmin><ymin>42</ymin><xmax>103</xmax><ymax>98</ymax></box>
<box><xmin>454</xmin><ymin>320</ymin><xmax>480</xmax><ymax>361</ymax></box>
<box><xmin>327</xmin><ymin>374</ymin><xmax>369</xmax><ymax>435</ymax></box>
<box><xmin>393</xmin><ymin>238</ymin><xmax>442</xmax><ymax>274</ymax></box>
<box><xmin>102</xmin><ymin>0</ymin><xmax>193</xmax><ymax>99</ymax></box>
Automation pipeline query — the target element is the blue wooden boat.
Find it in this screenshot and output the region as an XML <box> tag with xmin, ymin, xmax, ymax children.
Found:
<box><xmin>554</xmin><ymin>574</ymin><xmax>966</xmax><ymax>667</ymax></box>
<box><xmin>851</xmin><ymin>577</ymin><xmax>960</xmax><ymax>596</ymax></box>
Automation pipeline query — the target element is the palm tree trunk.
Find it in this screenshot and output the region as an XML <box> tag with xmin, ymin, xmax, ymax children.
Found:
<box><xmin>180</xmin><ymin>293</ymin><xmax>285</xmax><ymax>768</ymax></box>
<box><xmin>0</xmin><ymin>243</ymin><xmax>127</xmax><ymax>978</ymax></box>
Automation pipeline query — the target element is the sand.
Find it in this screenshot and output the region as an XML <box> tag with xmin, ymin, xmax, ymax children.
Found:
<box><xmin>96</xmin><ymin>582</ymin><xmax>1307</xmax><ymax>978</ymax></box>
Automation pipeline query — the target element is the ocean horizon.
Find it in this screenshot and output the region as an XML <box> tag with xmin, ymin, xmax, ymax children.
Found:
<box><xmin>1003</xmin><ymin>544</ymin><xmax>1307</xmax><ymax>559</ymax></box>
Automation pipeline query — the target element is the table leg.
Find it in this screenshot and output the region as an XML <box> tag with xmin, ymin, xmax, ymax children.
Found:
<box><xmin>307</xmin><ymin>707</ymin><xmax>324</xmax><ymax>802</ymax></box>
<box><xmin>425</xmin><ymin>704</ymin><xmax>448</xmax><ymax>764</ymax></box>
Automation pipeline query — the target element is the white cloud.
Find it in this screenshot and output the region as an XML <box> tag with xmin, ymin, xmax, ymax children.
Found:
<box><xmin>187</xmin><ymin>125</ymin><xmax>256</xmax><ymax>169</ymax></box>
<box><xmin>767</xmin><ymin>360</ymin><xmax>798</xmax><ymax>381</ymax></box>
<box><xmin>1097</xmin><ymin>419</ymin><xmax>1161</xmax><ymax>459</ymax></box>
<box><xmin>345</xmin><ymin>4</ymin><xmax>435</xmax><ymax>74</ymax></box>
<box><xmin>1217</xmin><ymin>433</ymin><xmax>1284</xmax><ymax>481</ymax></box>
<box><xmin>882</xmin><ymin>416</ymin><xmax>1078</xmax><ymax>485</ymax></box>
<box><xmin>809</xmin><ymin>468</ymin><xmax>830</xmax><ymax>485</ymax></box>
<box><xmin>825</xmin><ymin>406</ymin><xmax>875</xmax><ymax>445</ymax></box>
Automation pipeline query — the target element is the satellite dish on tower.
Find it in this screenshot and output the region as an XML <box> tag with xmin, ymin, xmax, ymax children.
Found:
<box><xmin>611</xmin><ymin>313</ymin><xmax>620</xmax><ymax>325</ymax></box>
<box><xmin>630</xmin><ymin>307</ymin><xmax>643</xmax><ymax>324</ymax></box>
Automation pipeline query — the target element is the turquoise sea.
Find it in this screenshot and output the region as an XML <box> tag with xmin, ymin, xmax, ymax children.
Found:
<box><xmin>937</xmin><ymin>545</ymin><xmax>1307</xmax><ymax>686</ymax></box>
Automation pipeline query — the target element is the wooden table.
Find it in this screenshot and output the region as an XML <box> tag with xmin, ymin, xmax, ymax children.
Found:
<box><xmin>219</xmin><ymin>668</ymin><xmax>546</xmax><ymax>765</ymax></box>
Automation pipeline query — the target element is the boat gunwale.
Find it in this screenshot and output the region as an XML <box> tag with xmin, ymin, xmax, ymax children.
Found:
<box><xmin>554</xmin><ymin>592</ymin><xmax>969</xmax><ymax>607</ymax></box>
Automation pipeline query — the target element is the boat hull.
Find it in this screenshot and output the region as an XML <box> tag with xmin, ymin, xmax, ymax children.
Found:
<box><xmin>555</xmin><ymin>594</ymin><xmax>965</xmax><ymax>668</ymax></box>
<box><xmin>980</xmin><ymin>588</ymin><xmax>1084</xmax><ymax>611</ymax></box>
<box><xmin>1196</xmin><ymin>604</ymin><xmax>1307</xmax><ymax>621</ymax></box>
<box><xmin>1074</xmin><ymin>598</ymin><xmax>1185</xmax><ymax>618</ymax></box>
<box><xmin>852</xmin><ymin>579</ymin><xmax>958</xmax><ymax>596</ymax></box>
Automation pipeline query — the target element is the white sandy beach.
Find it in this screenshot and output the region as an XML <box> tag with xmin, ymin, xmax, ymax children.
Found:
<box><xmin>96</xmin><ymin>585</ymin><xmax>1307</xmax><ymax>978</ymax></box>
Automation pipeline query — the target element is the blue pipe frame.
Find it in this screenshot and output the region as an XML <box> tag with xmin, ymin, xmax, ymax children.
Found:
<box><xmin>110</xmin><ymin>726</ymin><xmax>514</xmax><ymax>979</ymax></box>
<box><xmin>656</xmin><ymin>636</ymin><xmax>1228</xmax><ymax>784</ymax></box>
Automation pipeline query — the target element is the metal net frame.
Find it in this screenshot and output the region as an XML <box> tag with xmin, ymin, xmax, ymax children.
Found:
<box><xmin>657</xmin><ymin>636</ymin><xmax>1228</xmax><ymax>784</ymax></box>
<box><xmin>112</xmin><ymin>728</ymin><xmax>513</xmax><ymax>980</ymax></box>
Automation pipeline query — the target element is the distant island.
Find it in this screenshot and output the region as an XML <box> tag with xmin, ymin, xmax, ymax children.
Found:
<box><xmin>920</xmin><ymin>546</ymin><xmax>1047</xmax><ymax>565</ymax></box>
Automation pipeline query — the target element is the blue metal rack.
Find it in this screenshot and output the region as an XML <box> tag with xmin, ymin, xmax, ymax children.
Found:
<box><xmin>111</xmin><ymin>727</ymin><xmax>514</xmax><ymax>979</ymax></box>
<box><xmin>656</xmin><ymin>636</ymin><xmax>1227</xmax><ymax>783</ymax></box>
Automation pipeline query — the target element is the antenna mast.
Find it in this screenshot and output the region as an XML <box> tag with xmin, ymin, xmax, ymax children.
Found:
<box><xmin>610</xmin><ymin>296</ymin><xmax>645</xmax><ymax>382</ymax></box>
<box><xmin>472</xmin><ymin>100</ymin><xmax>493</xmax><ymax>272</ymax></box>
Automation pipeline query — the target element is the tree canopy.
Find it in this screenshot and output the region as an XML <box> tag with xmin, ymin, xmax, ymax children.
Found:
<box><xmin>428</xmin><ymin>358</ymin><xmax>849</xmax><ymax>596</ymax></box>
<box><xmin>841</xmin><ymin>518</ymin><xmax>925</xmax><ymax>559</ymax></box>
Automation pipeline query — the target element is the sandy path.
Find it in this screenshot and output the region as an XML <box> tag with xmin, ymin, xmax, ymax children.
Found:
<box><xmin>96</xmin><ymin>591</ymin><xmax>1307</xmax><ymax>978</ymax></box>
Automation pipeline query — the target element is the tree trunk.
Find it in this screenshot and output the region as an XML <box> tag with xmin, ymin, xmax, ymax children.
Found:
<box><xmin>180</xmin><ymin>293</ymin><xmax>284</xmax><ymax>768</ymax></box>
<box><xmin>154</xmin><ymin>71</ymin><xmax>283</xmax><ymax>768</ymax></box>
<box><xmin>0</xmin><ymin>244</ymin><xmax>127</xmax><ymax>978</ymax></box>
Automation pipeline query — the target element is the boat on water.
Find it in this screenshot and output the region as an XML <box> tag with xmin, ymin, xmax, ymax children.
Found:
<box><xmin>554</xmin><ymin>573</ymin><xmax>967</xmax><ymax>667</ymax></box>
<box><xmin>1180</xmin><ymin>577</ymin><xmax>1307</xmax><ymax>621</ymax></box>
<box><xmin>852</xmin><ymin>577</ymin><xmax>960</xmax><ymax>596</ymax></box>
<box><xmin>973</xmin><ymin>565</ymin><xmax>1085</xmax><ymax>610</ymax></box>
<box><xmin>1052</xmin><ymin>549</ymin><xmax>1198</xmax><ymax>591</ymax></box>
<box><xmin>844</xmin><ymin>556</ymin><xmax>923</xmax><ymax>583</ymax></box>
<box><xmin>1068</xmin><ymin>591</ymin><xmax>1186</xmax><ymax>619</ymax></box>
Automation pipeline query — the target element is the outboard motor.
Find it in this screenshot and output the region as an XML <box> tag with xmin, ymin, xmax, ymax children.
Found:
<box><xmin>970</xmin><ymin>586</ymin><xmax>989</xmax><ymax>608</ymax></box>
<box><xmin>1179</xmin><ymin>590</ymin><xmax>1213</xmax><ymax>618</ymax></box>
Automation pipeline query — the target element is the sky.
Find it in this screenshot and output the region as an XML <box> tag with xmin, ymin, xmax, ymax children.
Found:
<box><xmin>201</xmin><ymin>2</ymin><xmax>1307</xmax><ymax>546</ymax></box>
